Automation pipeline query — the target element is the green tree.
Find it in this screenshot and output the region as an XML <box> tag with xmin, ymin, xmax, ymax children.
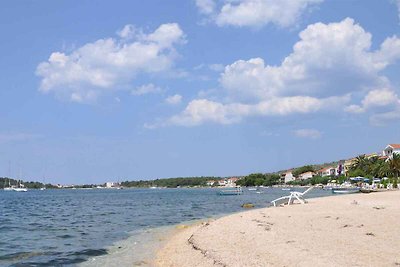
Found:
<box><xmin>388</xmin><ymin>154</ymin><xmax>400</xmax><ymax>188</ymax></box>
<box><xmin>292</xmin><ymin>165</ymin><xmax>314</xmax><ymax>177</ymax></box>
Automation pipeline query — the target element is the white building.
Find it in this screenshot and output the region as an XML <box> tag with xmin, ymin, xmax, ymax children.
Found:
<box><xmin>318</xmin><ymin>167</ymin><xmax>336</xmax><ymax>177</ymax></box>
<box><xmin>383</xmin><ymin>144</ymin><xmax>400</xmax><ymax>159</ymax></box>
<box><xmin>283</xmin><ymin>171</ymin><xmax>295</xmax><ymax>183</ymax></box>
<box><xmin>206</xmin><ymin>180</ymin><xmax>216</xmax><ymax>186</ymax></box>
<box><xmin>106</xmin><ymin>182</ymin><xmax>119</xmax><ymax>188</ymax></box>
<box><xmin>218</xmin><ymin>180</ymin><xmax>227</xmax><ymax>186</ymax></box>
<box><xmin>298</xmin><ymin>171</ymin><xmax>315</xmax><ymax>180</ymax></box>
<box><xmin>226</xmin><ymin>177</ymin><xmax>239</xmax><ymax>187</ymax></box>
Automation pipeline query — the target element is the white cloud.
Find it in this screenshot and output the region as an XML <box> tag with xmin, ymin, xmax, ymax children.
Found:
<box><xmin>345</xmin><ymin>88</ymin><xmax>400</xmax><ymax>125</ymax></box>
<box><xmin>116</xmin><ymin>24</ymin><xmax>138</xmax><ymax>39</ymax></box>
<box><xmin>165</xmin><ymin>94</ymin><xmax>183</xmax><ymax>105</ymax></box>
<box><xmin>196</xmin><ymin>0</ymin><xmax>323</xmax><ymax>28</ymax></box>
<box><xmin>362</xmin><ymin>88</ymin><xmax>399</xmax><ymax>109</ymax></box>
<box><xmin>345</xmin><ymin>88</ymin><xmax>400</xmax><ymax>113</ymax></box>
<box><xmin>196</xmin><ymin>0</ymin><xmax>216</xmax><ymax>15</ymax></box>
<box><xmin>131</xmin><ymin>84</ymin><xmax>163</xmax><ymax>96</ymax></box>
<box><xmin>373</xmin><ymin>35</ymin><xmax>400</xmax><ymax>68</ymax></box>
<box><xmin>168</xmin><ymin>95</ymin><xmax>349</xmax><ymax>126</ymax></box>
<box><xmin>293</xmin><ymin>129</ymin><xmax>322</xmax><ymax>139</ymax></box>
<box><xmin>162</xmin><ymin>18</ymin><xmax>400</xmax><ymax>127</ymax></box>
<box><xmin>344</xmin><ymin>104</ymin><xmax>364</xmax><ymax>114</ymax></box>
<box><xmin>36</xmin><ymin>23</ymin><xmax>185</xmax><ymax>103</ymax></box>
<box><xmin>221</xmin><ymin>18</ymin><xmax>399</xmax><ymax>101</ymax></box>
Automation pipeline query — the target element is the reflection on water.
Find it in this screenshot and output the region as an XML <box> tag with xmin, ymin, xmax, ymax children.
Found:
<box><xmin>0</xmin><ymin>187</ymin><xmax>331</xmax><ymax>266</ymax></box>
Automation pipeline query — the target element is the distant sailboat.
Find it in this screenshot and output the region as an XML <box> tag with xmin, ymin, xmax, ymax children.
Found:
<box><xmin>13</xmin><ymin>180</ymin><xmax>27</xmax><ymax>192</ymax></box>
<box><xmin>3</xmin><ymin>178</ymin><xmax>13</xmax><ymax>191</ymax></box>
<box><xmin>40</xmin><ymin>176</ymin><xmax>46</xmax><ymax>190</ymax></box>
<box><xmin>13</xmin><ymin>167</ymin><xmax>28</xmax><ymax>192</ymax></box>
<box><xmin>4</xmin><ymin>162</ymin><xmax>13</xmax><ymax>191</ymax></box>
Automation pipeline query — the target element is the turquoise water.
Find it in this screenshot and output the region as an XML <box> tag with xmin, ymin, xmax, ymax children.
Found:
<box><xmin>0</xmin><ymin>187</ymin><xmax>332</xmax><ymax>266</ymax></box>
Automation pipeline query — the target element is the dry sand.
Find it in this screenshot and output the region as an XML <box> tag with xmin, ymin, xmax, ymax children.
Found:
<box><xmin>156</xmin><ymin>190</ymin><xmax>400</xmax><ymax>267</ymax></box>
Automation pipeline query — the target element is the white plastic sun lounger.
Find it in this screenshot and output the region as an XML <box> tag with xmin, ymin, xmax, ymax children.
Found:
<box><xmin>271</xmin><ymin>187</ymin><xmax>314</xmax><ymax>207</ymax></box>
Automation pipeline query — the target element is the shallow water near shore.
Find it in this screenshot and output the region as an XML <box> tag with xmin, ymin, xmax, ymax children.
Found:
<box><xmin>0</xmin><ymin>187</ymin><xmax>331</xmax><ymax>266</ymax></box>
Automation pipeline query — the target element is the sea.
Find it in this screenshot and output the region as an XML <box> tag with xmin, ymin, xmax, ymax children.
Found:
<box><xmin>0</xmin><ymin>187</ymin><xmax>332</xmax><ymax>266</ymax></box>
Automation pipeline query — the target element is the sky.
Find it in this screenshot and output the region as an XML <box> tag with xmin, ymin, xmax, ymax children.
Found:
<box><xmin>1</xmin><ymin>0</ymin><xmax>400</xmax><ymax>184</ymax></box>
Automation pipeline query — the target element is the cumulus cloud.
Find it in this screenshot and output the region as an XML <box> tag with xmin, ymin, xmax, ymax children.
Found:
<box><xmin>163</xmin><ymin>18</ymin><xmax>400</xmax><ymax>127</ymax></box>
<box><xmin>345</xmin><ymin>88</ymin><xmax>400</xmax><ymax>125</ymax></box>
<box><xmin>345</xmin><ymin>88</ymin><xmax>400</xmax><ymax>113</ymax></box>
<box><xmin>168</xmin><ymin>95</ymin><xmax>349</xmax><ymax>126</ymax></box>
<box><xmin>220</xmin><ymin>18</ymin><xmax>399</xmax><ymax>101</ymax></box>
<box><xmin>131</xmin><ymin>84</ymin><xmax>163</xmax><ymax>96</ymax></box>
<box><xmin>196</xmin><ymin>0</ymin><xmax>323</xmax><ymax>28</ymax></box>
<box><xmin>165</xmin><ymin>94</ymin><xmax>183</xmax><ymax>105</ymax></box>
<box><xmin>293</xmin><ymin>129</ymin><xmax>322</xmax><ymax>139</ymax></box>
<box><xmin>36</xmin><ymin>23</ymin><xmax>185</xmax><ymax>103</ymax></box>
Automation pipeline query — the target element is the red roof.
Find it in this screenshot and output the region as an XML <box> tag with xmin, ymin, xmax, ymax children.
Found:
<box><xmin>389</xmin><ymin>144</ymin><xmax>400</xmax><ymax>149</ymax></box>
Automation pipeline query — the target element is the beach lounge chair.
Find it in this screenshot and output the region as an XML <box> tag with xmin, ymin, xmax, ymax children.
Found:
<box><xmin>271</xmin><ymin>187</ymin><xmax>314</xmax><ymax>207</ymax></box>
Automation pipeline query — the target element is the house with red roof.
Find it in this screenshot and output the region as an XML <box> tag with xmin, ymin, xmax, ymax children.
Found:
<box><xmin>298</xmin><ymin>171</ymin><xmax>315</xmax><ymax>180</ymax></box>
<box><xmin>383</xmin><ymin>144</ymin><xmax>400</xmax><ymax>159</ymax></box>
<box><xmin>317</xmin><ymin>166</ymin><xmax>336</xmax><ymax>177</ymax></box>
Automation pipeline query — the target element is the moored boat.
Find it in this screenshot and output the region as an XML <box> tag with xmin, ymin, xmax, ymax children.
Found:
<box><xmin>13</xmin><ymin>187</ymin><xmax>28</xmax><ymax>192</ymax></box>
<box><xmin>331</xmin><ymin>187</ymin><xmax>360</xmax><ymax>194</ymax></box>
<box><xmin>218</xmin><ymin>187</ymin><xmax>243</xmax><ymax>195</ymax></box>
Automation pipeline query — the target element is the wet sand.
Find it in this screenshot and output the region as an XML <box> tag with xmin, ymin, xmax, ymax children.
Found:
<box><xmin>156</xmin><ymin>190</ymin><xmax>400</xmax><ymax>267</ymax></box>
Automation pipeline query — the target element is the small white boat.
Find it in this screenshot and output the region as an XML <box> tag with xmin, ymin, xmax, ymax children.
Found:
<box><xmin>281</xmin><ymin>188</ymin><xmax>291</xmax><ymax>191</ymax></box>
<box><xmin>332</xmin><ymin>181</ymin><xmax>360</xmax><ymax>194</ymax></box>
<box><xmin>13</xmin><ymin>187</ymin><xmax>28</xmax><ymax>192</ymax></box>
<box><xmin>331</xmin><ymin>187</ymin><xmax>360</xmax><ymax>194</ymax></box>
<box><xmin>10</xmin><ymin>180</ymin><xmax>28</xmax><ymax>192</ymax></box>
<box><xmin>218</xmin><ymin>187</ymin><xmax>243</xmax><ymax>195</ymax></box>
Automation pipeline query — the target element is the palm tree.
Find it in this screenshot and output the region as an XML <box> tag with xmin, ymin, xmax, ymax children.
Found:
<box><xmin>378</xmin><ymin>162</ymin><xmax>390</xmax><ymax>178</ymax></box>
<box><xmin>388</xmin><ymin>153</ymin><xmax>400</xmax><ymax>180</ymax></box>
<box><xmin>350</xmin><ymin>155</ymin><xmax>369</xmax><ymax>175</ymax></box>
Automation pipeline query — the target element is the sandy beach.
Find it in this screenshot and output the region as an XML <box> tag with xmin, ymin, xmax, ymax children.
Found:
<box><xmin>156</xmin><ymin>190</ymin><xmax>400</xmax><ymax>267</ymax></box>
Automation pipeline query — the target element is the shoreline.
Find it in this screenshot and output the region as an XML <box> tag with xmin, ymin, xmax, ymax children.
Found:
<box><xmin>155</xmin><ymin>190</ymin><xmax>400</xmax><ymax>267</ymax></box>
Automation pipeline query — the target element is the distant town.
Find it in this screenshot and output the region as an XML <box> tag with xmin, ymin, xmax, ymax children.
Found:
<box><xmin>1</xmin><ymin>143</ymin><xmax>399</xmax><ymax>190</ymax></box>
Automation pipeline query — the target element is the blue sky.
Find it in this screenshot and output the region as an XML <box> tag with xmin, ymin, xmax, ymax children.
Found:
<box><xmin>1</xmin><ymin>0</ymin><xmax>400</xmax><ymax>184</ymax></box>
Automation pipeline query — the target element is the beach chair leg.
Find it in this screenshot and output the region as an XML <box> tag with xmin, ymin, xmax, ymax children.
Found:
<box><xmin>288</xmin><ymin>195</ymin><xmax>293</xmax><ymax>205</ymax></box>
<box><xmin>295</xmin><ymin>195</ymin><xmax>305</xmax><ymax>204</ymax></box>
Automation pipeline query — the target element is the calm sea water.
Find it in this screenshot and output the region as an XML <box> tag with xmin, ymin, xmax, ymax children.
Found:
<box><xmin>0</xmin><ymin>187</ymin><xmax>332</xmax><ymax>266</ymax></box>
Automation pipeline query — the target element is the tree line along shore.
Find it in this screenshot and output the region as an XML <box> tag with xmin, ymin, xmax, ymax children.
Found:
<box><xmin>1</xmin><ymin>153</ymin><xmax>399</xmax><ymax>189</ymax></box>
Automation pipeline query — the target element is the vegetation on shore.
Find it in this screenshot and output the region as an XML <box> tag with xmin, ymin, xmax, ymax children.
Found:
<box><xmin>1</xmin><ymin>154</ymin><xmax>399</xmax><ymax>189</ymax></box>
<box><xmin>235</xmin><ymin>173</ymin><xmax>280</xmax><ymax>187</ymax></box>
<box><xmin>0</xmin><ymin>177</ymin><xmax>57</xmax><ymax>189</ymax></box>
<box><xmin>121</xmin><ymin>176</ymin><xmax>220</xmax><ymax>188</ymax></box>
